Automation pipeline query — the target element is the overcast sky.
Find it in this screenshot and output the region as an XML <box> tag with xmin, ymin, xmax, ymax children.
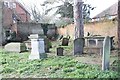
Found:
<box><xmin>18</xmin><ymin>0</ymin><xmax>118</xmax><ymax>18</ymax></box>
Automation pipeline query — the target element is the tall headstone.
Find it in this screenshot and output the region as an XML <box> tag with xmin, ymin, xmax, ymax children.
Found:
<box><xmin>102</xmin><ymin>36</ymin><xmax>111</xmax><ymax>71</ymax></box>
<box><xmin>74</xmin><ymin>38</ymin><xmax>84</xmax><ymax>55</ymax></box>
<box><xmin>29</xmin><ymin>34</ymin><xmax>47</xmax><ymax>59</ymax></box>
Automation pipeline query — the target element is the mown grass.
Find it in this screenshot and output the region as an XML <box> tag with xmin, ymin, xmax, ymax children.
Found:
<box><xmin>0</xmin><ymin>48</ymin><xmax>119</xmax><ymax>78</ymax></box>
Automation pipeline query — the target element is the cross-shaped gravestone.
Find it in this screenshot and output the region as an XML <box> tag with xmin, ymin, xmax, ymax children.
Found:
<box><xmin>102</xmin><ymin>36</ymin><xmax>111</xmax><ymax>71</ymax></box>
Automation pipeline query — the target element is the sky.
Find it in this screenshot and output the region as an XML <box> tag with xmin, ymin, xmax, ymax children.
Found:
<box><xmin>18</xmin><ymin>0</ymin><xmax>118</xmax><ymax>18</ymax></box>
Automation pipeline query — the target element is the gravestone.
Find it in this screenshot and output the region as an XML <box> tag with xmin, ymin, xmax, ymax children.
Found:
<box><xmin>62</xmin><ymin>38</ymin><xmax>69</xmax><ymax>46</ymax></box>
<box><xmin>74</xmin><ymin>38</ymin><xmax>84</xmax><ymax>55</ymax></box>
<box><xmin>57</xmin><ymin>47</ymin><xmax>64</xmax><ymax>56</ymax></box>
<box><xmin>29</xmin><ymin>34</ymin><xmax>47</xmax><ymax>59</ymax></box>
<box><xmin>102</xmin><ymin>36</ymin><xmax>111</xmax><ymax>71</ymax></box>
<box><xmin>4</xmin><ymin>42</ymin><xmax>26</xmax><ymax>53</ymax></box>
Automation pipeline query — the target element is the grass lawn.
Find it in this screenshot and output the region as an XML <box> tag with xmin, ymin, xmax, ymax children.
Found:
<box><xmin>0</xmin><ymin>40</ymin><xmax>119</xmax><ymax>78</ymax></box>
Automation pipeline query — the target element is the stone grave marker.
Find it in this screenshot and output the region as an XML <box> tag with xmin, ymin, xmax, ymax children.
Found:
<box><xmin>62</xmin><ymin>38</ymin><xmax>69</xmax><ymax>46</ymax></box>
<box><xmin>4</xmin><ymin>42</ymin><xmax>26</xmax><ymax>53</ymax></box>
<box><xmin>57</xmin><ymin>47</ymin><xmax>64</xmax><ymax>56</ymax></box>
<box><xmin>29</xmin><ymin>34</ymin><xmax>47</xmax><ymax>59</ymax></box>
<box><xmin>74</xmin><ymin>38</ymin><xmax>84</xmax><ymax>55</ymax></box>
<box><xmin>102</xmin><ymin>36</ymin><xmax>111</xmax><ymax>71</ymax></box>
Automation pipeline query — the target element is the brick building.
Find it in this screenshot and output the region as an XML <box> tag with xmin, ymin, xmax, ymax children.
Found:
<box><xmin>0</xmin><ymin>0</ymin><xmax>31</xmax><ymax>45</ymax></box>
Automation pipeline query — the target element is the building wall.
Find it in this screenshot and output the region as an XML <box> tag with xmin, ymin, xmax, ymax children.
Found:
<box><xmin>3</xmin><ymin>7</ymin><xmax>13</xmax><ymax>28</ymax></box>
<box><xmin>17</xmin><ymin>22</ymin><xmax>42</xmax><ymax>41</ymax></box>
<box><xmin>3</xmin><ymin>1</ymin><xmax>30</xmax><ymax>28</ymax></box>
<box><xmin>17</xmin><ymin>22</ymin><xmax>56</xmax><ymax>41</ymax></box>
<box><xmin>57</xmin><ymin>20</ymin><xmax>117</xmax><ymax>42</ymax></box>
<box><xmin>15</xmin><ymin>2</ymin><xmax>30</xmax><ymax>22</ymax></box>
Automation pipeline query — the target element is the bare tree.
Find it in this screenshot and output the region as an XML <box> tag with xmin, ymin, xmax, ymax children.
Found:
<box><xmin>74</xmin><ymin>0</ymin><xmax>84</xmax><ymax>39</ymax></box>
<box><xmin>30</xmin><ymin>4</ymin><xmax>54</xmax><ymax>23</ymax></box>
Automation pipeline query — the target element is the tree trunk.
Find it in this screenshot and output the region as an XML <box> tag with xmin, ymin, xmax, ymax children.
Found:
<box><xmin>118</xmin><ymin>0</ymin><xmax>120</xmax><ymax>49</ymax></box>
<box><xmin>73</xmin><ymin>0</ymin><xmax>84</xmax><ymax>55</ymax></box>
<box><xmin>74</xmin><ymin>0</ymin><xmax>84</xmax><ymax>39</ymax></box>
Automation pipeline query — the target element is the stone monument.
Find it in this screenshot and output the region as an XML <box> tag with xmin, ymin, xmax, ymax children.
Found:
<box><xmin>29</xmin><ymin>34</ymin><xmax>47</xmax><ymax>59</ymax></box>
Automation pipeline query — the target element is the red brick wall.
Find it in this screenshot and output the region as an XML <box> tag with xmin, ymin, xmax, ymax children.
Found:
<box><xmin>15</xmin><ymin>2</ymin><xmax>30</xmax><ymax>22</ymax></box>
<box><xmin>3</xmin><ymin>7</ymin><xmax>13</xmax><ymax>28</ymax></box>
<box><xmin>3</xmin><ymin>2</ymin><xmax>30</xmax><ymax>28</ymax></box>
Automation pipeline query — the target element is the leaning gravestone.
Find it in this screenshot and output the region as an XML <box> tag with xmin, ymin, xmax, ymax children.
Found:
<box><xmin>4</xmin><ymin>42</ymin><xmax>26</xmax><ymax>53</ymax></box>
<box><xmin>29</xmin><ymin>34</ymin><xmax>47</xmax><ymax>59</ymax></box>
<box><xmin>102</xmin><ymin>36</ymin><xmax>111</xmax><ymax>71</ymax></box>
<box><xmin>74</xmin><ymin>38</ymin><xmax>84</xmax><ymax>55</ymax></box>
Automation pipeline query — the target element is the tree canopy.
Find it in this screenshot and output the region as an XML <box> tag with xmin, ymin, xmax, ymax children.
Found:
<box><xmin>29</xmin><ymin>0</ymin><xmax>95</xmax><ymax>26</ymax></box>
<box><xmin>43</xmin><ymin>0</ymin><xmax>95</xmax><ymax>21</ymax></box>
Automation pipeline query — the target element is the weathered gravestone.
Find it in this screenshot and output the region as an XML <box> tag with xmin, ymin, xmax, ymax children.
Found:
<box><xmin>102</xmin><ymin>36</ymin><xmax>111</xmax><ymax>71</ymax></box>
<box><xmin>74</xmin><ymin>38</ymin><xmax>84</xmax><ymax>55</ymax></box>
<box><xmin>57</xmin><ymin>47</ymin><xmax>64</xmax><ymax>56</ymax></box>
<box><xmin>29</xmin><ymin>34</ymin><xmax>47</xmax><ymax>59</ymax></box>
<box><xmin>4</xmin><ymin>42</ymin><xmax>26</xmax><ymax>53</ymax></box>
<box><xmin>62</xmin><ymin>38</ymin><xmax>69</xmax><ymax>46</ymax></box>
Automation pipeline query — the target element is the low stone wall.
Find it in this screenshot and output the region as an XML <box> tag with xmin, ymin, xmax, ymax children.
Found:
<box><xmin>57</xmin><ymin>20</ymin><xmax>117</xmax><ymax>42</ymax></box>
